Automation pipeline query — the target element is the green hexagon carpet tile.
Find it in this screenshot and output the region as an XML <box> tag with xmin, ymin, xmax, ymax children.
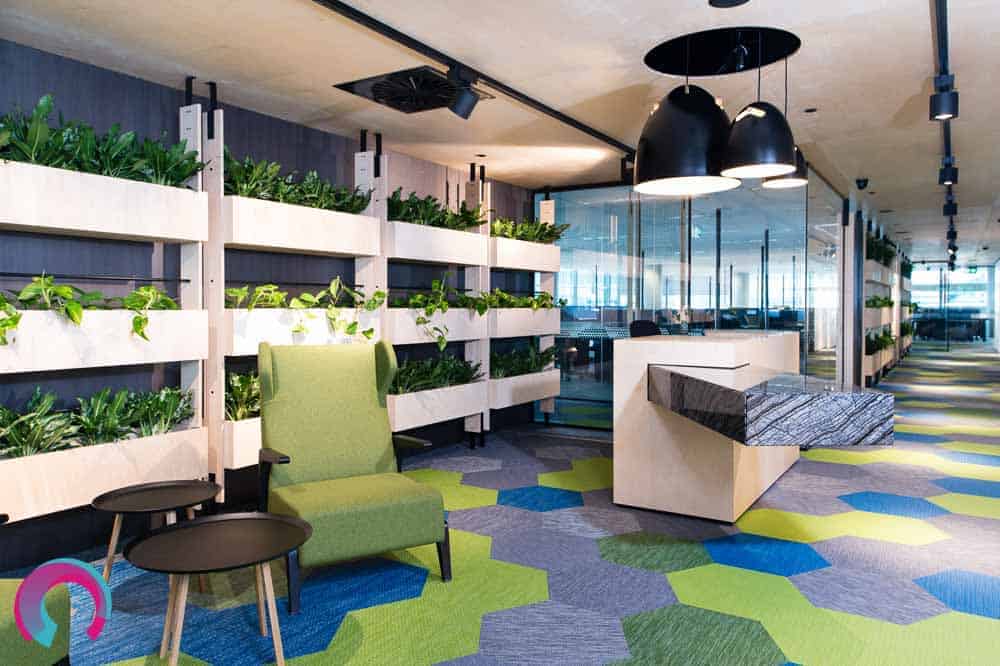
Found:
<box><xmin>5</xmin><ymin>345</ymin><xmax>998</xmax><ymax>664</ymax></box>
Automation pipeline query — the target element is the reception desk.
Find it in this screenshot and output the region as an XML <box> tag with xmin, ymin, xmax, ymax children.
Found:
<box><xmin>612</xmin><ymin>331</ymin><xmax>891</xmax><ymax>522</ymax></box>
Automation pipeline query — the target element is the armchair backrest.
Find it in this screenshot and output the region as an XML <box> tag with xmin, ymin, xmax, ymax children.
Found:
<box><xmin>259</xmin><ymin>341</ymin><xmax>398</xmax><ymax>489</ymax></box>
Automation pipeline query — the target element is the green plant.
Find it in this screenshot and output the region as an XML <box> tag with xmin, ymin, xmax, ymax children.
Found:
<box><xmin>223</xmin><ymin>150</ymin><xmax>371</xmax><ymax>213</ymax></box>
<box><xmin>16</xmin><ymin>274</ymin><xmax>85</xmax><ymax>325</ymax></box>
<box><xmin>389</xmin><ymin>354</ymin><xmax>483</xmax><ymax>394</ymax></box>
<box><xmin>387</xmin><ymin>188</ymin><xmax>484</xmax><ymax>231</ymax></box>
<box><xmin>907</xmin><ymin>302</ymin><xmax>918</xmax><ymax>314</ymax></box>
<box><xmin>485</xmin><ymin>289</ymin><xmax>565</xmax><ymax>310</ymax></box>
<box><xmin>0</xmin><ymin>95</ymin><xmax>204</xmax><ymax>188</ymax></box>
<box><xmin>247</xmin><ymin>284</ymin><xmax>288</xmax><ymax>310</ymax></box>
<box><xmin>900</xmin><ymin>321</ymin><xmax>913</xmax><ymax>337</ymax></box>
<box><xmin>901</xmin><ymin>259</ymin><xmax>913</xmax><ymax>279</ymax></box>
<box><xmin>0</xmin><ymin>293</ymin><xmax>22</xmax><ymax>345</ymax></box>
<box><xmin>122</xmin><ymin>285</ymin><xmax>179</xmax><ymax>341</ymax></box>
<box><xmin>74</xmin><ymin>388</ymin><xmax>133</xmax><ymax>445</ymax></box>
<box><xmin>865</xmin><ymin>295</ymin><xmax>894</xmax><ymax>308</ymax></box>
<box><xmin>490</xmin><ymin>218</ymin><xmax>569</xmax><ymax>244</ymax></box>
<box><xmin>865</xmin><ymin>234</ymin><xmax>896</xmax><ymax>268</ymax></box>
<box><xmin>225</xmin><ymin>285</ymin><xmax>250</xmax><ymax>308</ymax></box>
<box><xmin>225</xmin><ymin>372</ymin><xmax>260</xmax><ymax>421</ymax></box>
<box><xmin>0</xmin><ymin>390</ymin><xmax>79</xmax><ymax>458</ymax></box>
<box><xmin>490</xmin><ymin>345</ymin><xmax>557</xmax><ymax>378</ymax></box>
<box><xmin>289</xmin><ymin>277</ymin><xmax>384</xmax><ymax>339</ymax></box>
<box><xmin>128</xmin><ymin>387</ymin><xmax>194</xmax><ymax>437</ymax></box>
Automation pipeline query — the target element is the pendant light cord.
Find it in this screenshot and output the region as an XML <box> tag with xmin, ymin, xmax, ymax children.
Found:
<box><xmin>784</xmin><ymin>57</ymin><xmax>788</xmax><ymax>115</ymax></box>
<box><xmin>756</xmin><ymin>29</ymin><xmax>762</xmax><ymax>101</ymax></box>
<box><xmin>685</xmin><ymin>36</ymin><xmax>691</xmax><ymax>94</ymax></box>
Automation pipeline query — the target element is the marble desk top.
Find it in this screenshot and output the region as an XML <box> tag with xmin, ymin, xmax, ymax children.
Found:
<box><xmin>648</xmin><ymin>364</ymin><xmax>894</xmax><ymax>447</ymax></box>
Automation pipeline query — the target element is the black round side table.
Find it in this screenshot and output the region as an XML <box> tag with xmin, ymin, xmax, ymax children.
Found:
<box><xmin>92</xmin><ymin>479</ymin><xmax>220</xmax><ymax>582</ymax></box>
<box><xmin>124</xmin><ymin>512</ymin><xmax>311</xmax><ymax>666</ymax></box>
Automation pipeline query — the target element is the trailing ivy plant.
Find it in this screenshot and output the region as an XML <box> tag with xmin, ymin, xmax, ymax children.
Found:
<box><xmin>225</xmin><ymin>372</ymin><xmax>260</xmax><ymax>421</ymax></box>
<box><xmin>123</xmin><ymin>285</ymin><xmax>179</xmax><ymax>340</ymax></box>
<box><xmin>0</xmin><ymin>293</ymin><xmax>22</xmax><ymax>345</ymax></box>
<box><xmin>389</xmin><ymin>354</ymin><xmax>483</xmax><ymax>395</ymax></box>
<box><xmin>490</xmin><ymin>345</ymin><xmax>558</xmax><ymax>379</ymax></box>
<box><xmin>0</xmin><ymin>95</ymin><xmax>204</xmax><ymax>188</ymax></box>
<box><xmin>282</xmin><ymin>277</ymin><xmax>385</xmax><ymax>340</ymax></box>
<box><xmin>223</xmin><ymin>150</ymin><xmax>371</xmax><ymax>214</ymax></box>
<box><xmin>387</xmin><ymin>188</ymin><xmax>484</xmax><ymax>231</ymax></box>
<box><xmin>0</xmin><ymin>390</ymin><xmax>79</xmax><ymax>458</ymax></box>
<box><xmin>485</xmin><ymin>289</ymin><xmax>565</xmax><ymax>310</ymax></box>
<box><xmin>389</xmin><ymin>275</ymin><xmax>492</xmax><ymax>350</ymax></box>
<box><xmin>16</xmin><ymin>274</ymin><xmax>85</xmax><ymax>325</ymax></box>
<box><xmin>490</xmin><ymin>218</ymin><xmax>569</xmax><ymax>244</ymax></box>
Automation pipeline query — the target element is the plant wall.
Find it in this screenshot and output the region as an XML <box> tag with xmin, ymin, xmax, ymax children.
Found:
<box><xmin>389</xmin><ymin>354</ymin><xmax>483</xmax><ymax>395</ymax></box>
<box><xmin>490</xmin><ymin>218</ymin><xmax>569</xmax><ymax>244</ymax></box>
<box><xmin>387</xmin><ymin>188</ymin><xmax>483</xmax><ymax>231</ymax></box>
<box><xmin>0</xmin><ymin>95</ymin><xmax>204</xmax><ymax>188</ymax></box>
<box><xmin>490</xmin><ymin>344</ymin><xmax>557</xmax><ymax>379</ymax></box>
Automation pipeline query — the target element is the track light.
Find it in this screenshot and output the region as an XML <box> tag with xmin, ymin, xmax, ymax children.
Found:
<box><xmin>448</xmin><ymin>65</ymin><xmax>479</xmax><ymax>119</ymax></box>
<box><xmin>939</xmin><ymin>163</ymin><xmax>958</xmax><ymax>186</ymax></box>
<box><xmin>930</xmin><ymin>90</ymin><xmax>959</xmax><ymax>121</ymax></box>
<box><xmin>943</xmin><ymin>193</ymin><xmax>957</xmax><ymax>217</ymax></box>
<box><xmin>947</xmin><ymin>241</ymin><xmax>957</xmax><ymax>255</ymax></box>
<box><xmin>947</xmin><ymin>227</ymin><xmax>957</xmax><ymax>242</ymax></box>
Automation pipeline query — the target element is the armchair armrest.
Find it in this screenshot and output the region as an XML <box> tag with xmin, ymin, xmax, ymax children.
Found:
<box><xmin>392</xmin><ymin>434</ymin><xmax>432</xmax><ymax>452</ymax></box>
<box><xmin>258</xmin><ymin>448</ymin><xmax>291</xmax><ymax>512</ymax></box>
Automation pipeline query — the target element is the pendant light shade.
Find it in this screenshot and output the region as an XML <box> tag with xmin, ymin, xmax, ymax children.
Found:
<box><xmin>633</xmin><ymin>85</ymin><xmax>740</xmax><ymax>197</ymax></box>
<box><xmin>762</xmin><ymin>146</ymin><xmax>807</xmax><ymax>189</ymax></box>
<box><xmin>721</xmin><ymin>101</ymin><xmax>797</xmax><ymax>178</ymax></box>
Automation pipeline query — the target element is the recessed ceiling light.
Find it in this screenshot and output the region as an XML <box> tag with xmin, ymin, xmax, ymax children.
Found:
<box><xmin>879</xmin><ymin>209</ymin><xmax>895</xmax><ymax>214</ymax></box>
<box><xmin>803</xmin><ymin>107</ymin><xmax>818</xmax><ymax>113</ymax></box>
<box><xmin>475</xmin><ymin>153</ymin><xmax>487</xmax><ymax>158</ymax></box>
<box><xmin>869</xmin><ymin>191</ymin><xmax>877</xmax><ymax>195</ymax></box>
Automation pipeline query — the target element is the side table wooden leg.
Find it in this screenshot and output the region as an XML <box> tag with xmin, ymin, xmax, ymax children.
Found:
<box><xmin>168</xmin><ymin>574</ymin><xmax>189</xmax><ymax>666</ymax></box>
<box><xmin>159</xmin><ymin>574</ymin><xmax>177</xmax><ymax>659</ymax></box>
<box><xmin>102</xmin><ymin>513</ymin><xmax>122</xmax><ymax>582</ymax></box>
<box><xmin>254</xmin><ymin>564</ymin><xmax>268</xmax><ymax>636</ymax></box>
<box><xmin>260</xmin><ymin>562</ymin><xmax>285</xmax><ymax>666</ymax></box>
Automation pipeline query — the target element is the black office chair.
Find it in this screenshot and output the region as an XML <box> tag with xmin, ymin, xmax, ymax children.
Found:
<box><xmin>629</xmin><ymin>320</ymin><xmax>661</xmax><ymax>338</ymax></box>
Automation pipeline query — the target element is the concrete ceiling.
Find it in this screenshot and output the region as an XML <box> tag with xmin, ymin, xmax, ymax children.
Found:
<box><xmin>2</xmin><ymin>0</ymin><xmax>998</xmax><ymax>264</ymax></box>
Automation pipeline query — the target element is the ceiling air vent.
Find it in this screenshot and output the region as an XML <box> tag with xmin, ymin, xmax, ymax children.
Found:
<box><xmin>335</xmin><ymin>66</ymin><xmax>491</xmax><ymax>114</ymax></box>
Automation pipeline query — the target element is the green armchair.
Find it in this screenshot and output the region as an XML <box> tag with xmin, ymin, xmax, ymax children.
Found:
<box><xmin>257</xmin><ymin>342</ymin><xmax>451</xmax><ymax>614</ymax></box>
<box><xmin>0</xmin><ymin>514</ymin><xmax>71</xmax><ymax>665</ymax></box>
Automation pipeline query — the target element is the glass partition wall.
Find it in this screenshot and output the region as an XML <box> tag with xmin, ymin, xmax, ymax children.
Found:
<box><xmin>537</xmin><ymin>171</ymin><xmax>837</xmax><ymax>429</ymax></box>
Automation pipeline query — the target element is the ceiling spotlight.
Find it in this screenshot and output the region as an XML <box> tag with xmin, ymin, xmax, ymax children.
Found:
<box><xmin>947</xmin><ymin>242</ymin><xmax>957</xmax><ymax>255</ymax></box>
<box><xmin>930</xmin><ymin>90</ymin><xmax>959</xmax><ymax>121</ymax></box>
<box><xmin>939</xmin><ymin>159</ymin><xmax>958</xmax><ymax>186</ymax></box>
<box><xmin>762</xmin><ymin>145</ymin><xmax>808</xmax><ymax>189</ymax></box>
<box><xmin>943</xmin><ymin>200</ymin><xmax>958</xmax><ymax>216</ymax></box>
<box><xmin>947</xmin><ymin>226</ymin><xmax>957</xmax><ymax>242</ymax></box>
<box><xmin>634</xmin><ymin>84</ymin><xmax>740</xmax><ymax>197</ymax></box>
<box><xmin>448</xmin><ymin>65</ymin><xmax>479</xmax><ymax>119</ymax></box>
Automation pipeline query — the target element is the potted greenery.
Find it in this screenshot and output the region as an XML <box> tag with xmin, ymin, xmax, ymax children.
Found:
<box><xmin>0</xmin><ymin>387</ymin><xmax>206</xmax><ymax>522</ymax></box>
<box><xmin>487</xmin><ymin>289</ymin><xmax>564</xmax><ymax>338</ymax></box>
<box><xmin>222</xmin><ymin>371</ymin><xmax>263</xmax><ymax>469</ymax></box>
<box><xmin>489</xmin><ymin>218</ymin><xmax>566</xmax><ymax>272</ymax></box>
<box><xmin>383</xmin><ymin>188</ymin><xmax>489</xmax><ymax>265</ymax></box>
<box><xmin>863</xmin><ymin>295</ymin><xmax>894</xmax><ymax>329</ymax></box>
<box><xmin>0</xmin><ymin>95</ymin><xmax>208</xmax><ymax>243</ymax></box>
<box><xmin>224</xmin><ymin>278</ymin><xmax>384</xmax><ymax>355</ymax></box>
<box><xmin>385</xmin><ymin>276</ymin><xmax>489</xmax><ymax>349</ymax></box>
<box><xmin>222</xmin><ymin>150</ymin><xmax>379</xmax><ymax>256</ymax></box>
<box><xmin>1</xmin><ymin>275</ymin><xmax>207</xmax><ymax>374</ymax></box>
<box><xmin>385</xmin><ymin>354</ymin><xmax>487</xmax><ymax>431</ymax></box>
<box><xmin>488</xmin><ymin>345</ymin><xmax>560</xmax><ymax>409</ymax></box>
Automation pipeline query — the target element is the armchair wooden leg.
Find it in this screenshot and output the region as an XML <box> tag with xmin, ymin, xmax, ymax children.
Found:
<box><xmin>286</xmin><ymin>549</ymin><xmax>302</xmax><ymax>615</ymax></box>
<box><xmin>436</xmin><ymin>524</ymin><xmax>452</xmax><ymax>582</ymax></box>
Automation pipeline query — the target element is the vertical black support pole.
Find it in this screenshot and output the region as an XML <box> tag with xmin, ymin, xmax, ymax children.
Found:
<box><xmin>206</xmin><ymin>81</ymin><xmax>217</xmax><ymax>139</ymax></box>
<box><xmin>184</xmin><ymin>76</ymin><xmax>194</xmax><ymax>106</ymax></box>
<box><xmin>760</xmin><ymin>246</ymin><xmax>765</xmax><ymax>321</ymax></box>
<box><xmin>792</xmin><ymin>254</ymin><xmax>797</xmax><ymax>310</ymax></box>
<box><xmin>944</xmin><ymin>267</ymin><xmax>950</xmax><ymax>352</ymax></box>
<box><xmin>852</xmin><ymin>206</ymin><xmax>865</xmax><ymax>387</ymax></box>
<box><xmin>374</xmin><ymin>133</ymin><xmax>382</xmax><ymax>178</ymax></box>
<box><xmin>686</xmin><ymin>200</ymin><xmax>693</xmax><ymax>326</ymax></box>
<box><xmin>729</xmin><ymin>264</ymin><xmax>734</xmax><ymax>309</ymax></box>
<box><xmin>714</xmin><ymin>208</ymin><xmax>721</xmax><ymax>329</ymax></box>
<box><xmin>763</xmin><ymin>228</ymin><xmax>770</xmax><ymax>329</ymax></box>
<box><xmin>360</xmin><ymin>129</ymin><xmax>368</xmax><ymax>152</ymax></box>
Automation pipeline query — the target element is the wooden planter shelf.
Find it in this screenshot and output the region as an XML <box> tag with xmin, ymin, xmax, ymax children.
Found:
<box><xmin>224</xmin><ymin>308</ymin><xmax>380</xmax><ymax>356</ymax></box>
<box><xmin>223</xmin><ymin>195</ymin><xmax>380</xmax><ymax>256</ymax></box>
<box><xmin>387</xmin><ymin>382</ymin><xmax>489</xmax><ymax>432</ymax></box>
<box><xmin>0</xmin><ymin>427</ymin><xmax>208</xmax><ymax>522</ymax></box>
<box><xmin>863</xmin><ymin>307</ymin><xmax>893</xmax><ymax>329</ymax></box>
<box><xmin>0</xmin><ymin>161</ymin><xmax>208</xmax><ymax>242</ymax></box>
<box><xmin>489</xmin><ymin>369</ymin><xmax>561</xmax><ymax>410</ymax></box>
<box><xmin>489</xmin><ymin>237</ymin><xmax>560</xmax><ymax>273</ymax></box>
<box><xmin>384</xmin><ymin>308</ymin><xmax>488</xmax><ymax>345</ymax></box>
<box><xmin>864</xmin><ymin>260</ymin><xmax>892</xmax><ymax>286</ymax></box>
<box><xmin>489</xmin><ymin>308</ymin><xmax>561</xmax><ymax>338</ymax></box>
<box><xmin>223</xmin><ymin>417</ymin><xmax>261</xmax><ymax>469</ymax></box>
<box><xmin>382</xmin><ymin>221</ymin><xmax>488</xmax><ymax>265</ymax></box>
<box><xmin>0</xmin><ymin>310</ymin><xmax>209</xmax><ymax>374</ymax></box>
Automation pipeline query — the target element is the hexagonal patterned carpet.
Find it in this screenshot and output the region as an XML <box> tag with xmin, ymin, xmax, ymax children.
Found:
<box><xmin>51</xmin><ymin>346</ymin><xmax>1000</xmax><ymax>663</ymax></box>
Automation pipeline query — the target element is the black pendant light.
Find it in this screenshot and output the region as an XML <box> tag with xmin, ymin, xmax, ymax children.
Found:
<box><xmin>634</xmin><ymin>84</ymin><xmax>740</xmax><ymax>196</ymax></box>
<box><xmin>721</xmin><ymin>31</ymin><xmax>796</xmax><ymax>179</ymax></box>
<box><xmin>763</xmin><ymin>59</ymin><xmax>807</xmax><ymax>189</ymax></box>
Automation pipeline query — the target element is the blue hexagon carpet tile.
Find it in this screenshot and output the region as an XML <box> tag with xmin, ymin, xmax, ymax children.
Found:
<box><xmin>3</xmin><ymin>345</ymin><xmax>997</xmax><ymax>664</ymax></box>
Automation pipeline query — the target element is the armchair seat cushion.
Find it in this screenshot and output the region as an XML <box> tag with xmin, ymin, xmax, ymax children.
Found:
<box><xmin>0</xmin><ymin>578</ymin><xmax>70</xmax><ymax>665</ymax></box>
<box><xmin>269</xmin><ymin>472</ymin><xmax>445</xmax><ymax>568</ymax></box>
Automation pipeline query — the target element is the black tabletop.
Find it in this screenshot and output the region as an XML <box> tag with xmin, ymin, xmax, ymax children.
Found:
<box><xmin>92</xmin><ymin>480</ymin><xmax>220</xmax><ymax>514</ymax></box>
<box><xmin>124</xmin><ymin>512</ymin><xmax>312</xmax><ymax>574</ymax></box>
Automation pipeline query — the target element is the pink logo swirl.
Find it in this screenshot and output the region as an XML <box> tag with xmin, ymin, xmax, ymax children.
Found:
<box><xmin>14</xmin><ymin>558</ymin><xmax>111</xmax><ymax>647</ymax></box>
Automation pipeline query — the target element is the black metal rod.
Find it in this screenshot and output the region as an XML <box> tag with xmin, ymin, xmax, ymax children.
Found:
<box><xmin>714</xmin><ymin>208</ymin><xmax>721</xmax><ymax>328</ymax></box>
<box><xmin>224</xmin><ymin>280</ymin><xmax>364</xmax><ymax>288</ymax></box>
<box><xmin>311</xmin><ymin>0</ymin><xmax>634</xmax><ymax>157</ymax></box>
<box><xmin>479</xmin><ymin>165</ymin><xmax>486</xmax><ymax>183</ymax></box>
<box><xmin>360</xmin><ymin>129</ymin><xmax>368</xmax><ymax>152</ymax></box>
<box><xmin>763</xmin><ymin>228</ymin><xmax>770</xmax><ymax>328</ymax></box>
<box><xmin>934</xmin><ymin>0</ymin><xmax>950</xmax><ymax>75</ymax></box>
<box><xmin>374</xmin><ymin>132</ymin><xmax>382</xmax><ymax>178</ymax></box>
<box><xmin>184</xmin><ymin>76</ymin><xmax>194</xmax><ymax>106</ymax></box>
<box><xmin>0</xmin><ymin>272</ymin><xmax>190</xmax><ymax>284</ymax></box>
<box><xmin>206</xmin><ymin>81</ymin><xmax>218</xmax><ymax>139</ymax></box>
<box><xmin>469</xmin><ymin>162</ymin><xmax>476</xmax><ymax>183</ymax></box>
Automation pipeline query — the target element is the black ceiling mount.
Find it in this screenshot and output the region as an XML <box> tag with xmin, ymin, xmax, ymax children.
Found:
<box><xmin>335</xmin><ymin>66</ymin><xmax>492</xmax><ymax>114</ymax></box>
<box><xmin>644</xmin><ymin>27</ymin><xmax>800</xmax><ymax>77</ymax></box>
<box><xmin>709</xmin><ymin>0</ymin><xmax>750</xmax><ymax>7</ymax></box>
